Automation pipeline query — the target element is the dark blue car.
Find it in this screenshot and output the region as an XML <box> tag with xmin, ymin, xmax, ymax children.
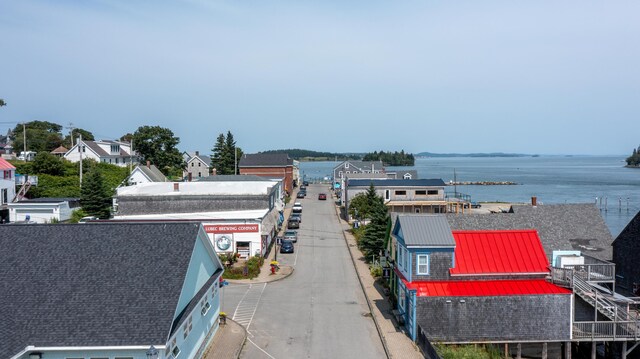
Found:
<box><xmin>280</xmin><ymin>239</ymin><xmax>294</xmax><ymax>253</ymax></box>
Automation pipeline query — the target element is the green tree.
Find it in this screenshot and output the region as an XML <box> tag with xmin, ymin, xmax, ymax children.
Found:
<box><xmin>359</xmin><ymin>193</ymin><xmax>390</xmax><ymax>260</ymax></box>
<box><xmin>349</xmin><ymin>192</ymin><xmax>372</xmax><ymax>221</ymax></box>
<box><xmin>12</xmin><ymin>120</ymin><xmax>64</xmax><ymax>154</ymax></box>
<box><xmin>80</xmin><ymin>169</ymin><xmax>112</xmax><ymax>219</ymax></box>
<box><xmin>32</xmin><ymin>151</ymin><xmax>65</xmax><ymax>176</ymax></box>
<box><xmin>211</xmin><ymin>131</ymin><xmax>243</xmax><ymax>175</ymax></box>
<box><xmin>64</xmin><ymin>128</ymin><xmax>95</xmax><ymax>148</ymax></box>
<box><xmin>0</xmin><ymin>99</ymin><xmax>6</xmax><ymax>107</ymax></box>
<box><xmin>132</xmin><ymin>126</ymin><xmax>183</xmax><ymax>175</ymax></box>
<box><xmin>211</xmin><ymin>133</ymin><xmax>227</xmax><ymax>174</ymax></box>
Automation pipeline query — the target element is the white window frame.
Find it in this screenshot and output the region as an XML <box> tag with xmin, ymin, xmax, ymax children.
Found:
<box><xmin>417</xmin><ymin>254</ymin><xmax>429</xmax><ymax>275</ymax></box>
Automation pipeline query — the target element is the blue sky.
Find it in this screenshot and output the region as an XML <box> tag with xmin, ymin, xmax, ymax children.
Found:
<box><xmin>1</xmin><ymin>1</ymin><xmax>639</xmax><ymax>155</ymax></box>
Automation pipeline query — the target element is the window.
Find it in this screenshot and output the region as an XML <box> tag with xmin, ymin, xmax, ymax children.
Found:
<box><xmin>345</xmin><ymin>163</ymin><xmax>349</xmax><ymax>169</ymax></box>
<box><xmin>201</xmin><ymin>301</ymin><xmax>211</xmax><ymax>316</ymax></box>
<box><xmin>385</xmin><ymin>190</ymin><xmax>390</xmax><ymax>200</ymax></box>
<box><xmin>399</xmin><ymin>286</ymin><xmax>406</xmax><ymax>310</ymax></box>
<box><xmin>415</xmin><ymin>208</ymin><xmax>421</xmax><ymax>213</ymax></box>
<box><xmin>415</xmin><ymin>190</ymin><xmax>426</xmax><ymax>195</ymax></box>
<box><xmin>198</xmin><ymin>172</ymin><xmax>202</xmax><ymax>177</ymax></box>
<box><xmin>339</xmin><ymin>171</ymin><xmax>343</xmax><ymax>178</ymax></box>
<box><xmin>183</xmin><ymin>315</ymin><xmax>193</xmax><ymax>339</ymax></box>
<box><xmin>404</xmin><ymin>247</ymin><xmax>408</xmax><ymax>269</ymax></box>
<box><xmin>427</xmin><ymin>190</ymin><xmax>438</xmax><ymax>195</ymax></box>
<box><xmin>198</xmin><ymin>162</ymin><xmax>201</xmax><ymax>167</ymax></box>
<box><xmin>1</xmin><ymin>189</ymin><xmax>7</xmax><ymax>204</ymax></box>
<box><xmin>395</xmin><ymin>190</ymin><xmax>407</xmax><ymax>196</ymax></box>
<box><xmin>115</xmin><ymin>158</ymin><xmax>119</xmax><ymax>164</ymax></box>
<box><xmin>191</xmin><ymin>162</ymin><xmax>194</xmax><ymax>167</ymax></box>
<box><xmin>3</xmin><ymin>170</ymin><xmax>11</xmax><ymax>179</ymax></box>
<box><xmin>417</xmin><ymin>254</ymin><xmax>429</xmax><ymax>275</ymax></box>
<box><xmin>172</xmin><ymin>346</ymin><xmax>181</xmax><ymax>358</ymax></box>
<box><xmin>110</xmin><ymin>144</ymin><xmax>120</xmax><ymax>153</ymax></box>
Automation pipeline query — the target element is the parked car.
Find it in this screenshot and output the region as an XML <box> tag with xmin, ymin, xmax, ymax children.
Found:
<box><xmin>290</xmin><ymin>213</ymin><xmax>302</xmax><ymax>223</ymax></box>
<box><xmin>318</xmin><ymin>193</ymin><xmax>327</xmax><ymax>200</ymax></box>
<box><xmin>287</xmin><ymin>218</ymin><xmax>300</xmax><ymax>229</ymax></box>
<box><xmin>292</xmin><ymin>202</ymin><xmax>303</xmax><ymax>213</ymax></box>
<box><xmin>284</xmin><ymin>230</ymin><xmax>298</xmax><ymax>243</ymax></box>
<box><xmin>303</xmin><ymin>181</ymin><xmax>309</xmax><ymax>186</ymax></box>
<box><xmin>280</xmin><ymin>239</ymin><xmax>294</xmax><ymax>253</ymax></box>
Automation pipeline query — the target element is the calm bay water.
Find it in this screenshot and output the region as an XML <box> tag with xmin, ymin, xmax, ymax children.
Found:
<box><xmin>299</xmin><ymin>156</ymin><xmax>640</xmax><ymax>237</ymax></box>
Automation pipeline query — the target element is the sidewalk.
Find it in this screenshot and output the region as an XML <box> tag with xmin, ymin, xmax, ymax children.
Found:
<box><xmin>226</xmin><ymin>194</ymin><xmax>296</xmax><ymax>284</ymax></box>
<box><xmin>335</xmin><ymin>198</ymin><xmax>424</xmax><ymax>359</ymax></box>
<box><xmin>203</xmin><ymin>318</ymin><xmax>247</xmax><ymax>359</ymax></box>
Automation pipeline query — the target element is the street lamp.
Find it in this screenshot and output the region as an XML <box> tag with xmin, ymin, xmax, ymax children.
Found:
<box><xmin>146</xmin><ymin>345</ymin><xmax>159</xmax><ymax>359</ymax></box>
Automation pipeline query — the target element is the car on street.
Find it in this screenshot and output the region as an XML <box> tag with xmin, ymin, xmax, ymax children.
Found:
<box><xmin>284</xmin><ymin>230</ymin><xmax>298</xmax><ymax>243</ymax></box>
<box><xmin>303</xmin><ymin>181</ymin><xmax>309</xmax><ymax>186</ymax></box>
<box><xmin>287</xmin><ymin>217</ymin><xmax>300</xmax><ymax>229</ymax></box>
<box><xmin>290</xmin><ymin>213</ymin><xmax>302</xmax><ymax>223</ymax></box>
<box><xmin>318</xmin><ymin>193</ymin><xmax>327</xmax><ymax>200</ymax></box>
<box><xmin>296</xmin><ymin>191</ymin><xmax>306</xmax><ymax>199</ymax></box>
<box><xmin>292</xmin><ymin>202</ymin><xmax>303</xmax><ymax>213</ymax></box>
<box><xmin>280</xmin><ymin>239</ymin><xmax>294</xmax><ymax>253</ymax></box>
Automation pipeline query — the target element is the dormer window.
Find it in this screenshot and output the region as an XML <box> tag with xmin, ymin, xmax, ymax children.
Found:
<box><xmin>110</xmin><ymin>144</ymin><xmax>120</xmax><ymax>154</ymax></box>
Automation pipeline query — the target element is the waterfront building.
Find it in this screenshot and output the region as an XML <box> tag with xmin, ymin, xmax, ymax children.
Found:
<box><xmin>613</xmin><ymin>210</ymin><xmax>640</xmax><ymax>296</ymax></box>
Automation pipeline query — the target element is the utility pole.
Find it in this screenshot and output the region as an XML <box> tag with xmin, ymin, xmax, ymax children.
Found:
<box><xmin>22</xmin><ymin>123</ymin><xmax>26</xmax><ymax>157</ymax></box>
<box><xmin>234</xmin><ymin>146</ymin><xmax>237</xmax><ymax>175</ymax></box>
<box><xmin>65</xmin><ymin>122</ymin><xmax>75</xmax><ymax>148</ymax></box>
<box><xmin>79</xmin><ymin>134</ymin><xmax>83</xmax><ymax>187</ymax></box>
<box><xmin>129</xmin><ymin>137</ymin><xmax>133</xmax><ymax>173</ymax></box>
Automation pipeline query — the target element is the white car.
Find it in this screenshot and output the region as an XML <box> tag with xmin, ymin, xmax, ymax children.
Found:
<box><xmin>292</xmin><ymin>202</ymin><xmax>303</xmax><ymax>213</ymax></box>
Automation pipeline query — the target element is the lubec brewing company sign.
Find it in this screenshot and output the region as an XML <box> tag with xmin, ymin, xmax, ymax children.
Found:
<box><xmin>204</xmin><ymin>224</ymin><xmax>259</xmax><ymax>233</ymax></box>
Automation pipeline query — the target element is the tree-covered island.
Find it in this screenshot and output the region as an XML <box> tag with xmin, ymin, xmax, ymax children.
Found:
<box><xmin>362</xmin><ymin>150</ymin><xmax>415</xmax><ymax>166</ymax></box>
<box><xmin>626</xmin><ymin>146</ymin><xmax>640</xmax><ymax>167</ymax></box>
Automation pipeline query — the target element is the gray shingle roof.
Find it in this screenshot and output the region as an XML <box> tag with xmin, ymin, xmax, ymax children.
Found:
<box><xmin>395</xmin><ymin>214</ymin><xmax>456</xmax><ymax>247</ymax></box>
<box><xmin>0</xmin><ymin>222</ymin><xmax>202</xmax><ymax>355</ymax></box>
<box><xmin>446</xmin><ymin>204</ymin><xmax>613</xmax><ymax>261</ymax></box>
<box><xmin>239</xmin><ymin>154</ymin><xmax>293</xmax><ymax>167</ymax></box>
<box><xmin>138</xmin><ymin>164</ymin><xmax>168</xmax><ymax>182</ymax></box>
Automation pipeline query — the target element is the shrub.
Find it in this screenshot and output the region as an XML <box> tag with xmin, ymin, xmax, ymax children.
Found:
<box><xmin>436</xmin><ymin>344</ymin><xmax>502</xmax><ymax>359</ymax></box>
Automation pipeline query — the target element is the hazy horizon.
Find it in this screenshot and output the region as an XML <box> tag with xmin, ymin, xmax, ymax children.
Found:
<box><xmin>1</xmin><ymin>1</ymin><xmax>639</xmax><ymax>156</ymax></box>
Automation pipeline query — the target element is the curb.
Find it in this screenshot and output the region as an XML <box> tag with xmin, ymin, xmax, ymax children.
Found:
<box><xmin>225</xmin><ymin>266</ymin><xmax>295</xmax><ymax>285</ymax></box>
<box><xmin>334</xmin><ymin>202</ymin><xmax>392</xmax><ymax>359</ymax></box>
<box><xmin>228</xmin><ymin>318</ymin><xmax>248</xmax><ymax>359</ymax></box>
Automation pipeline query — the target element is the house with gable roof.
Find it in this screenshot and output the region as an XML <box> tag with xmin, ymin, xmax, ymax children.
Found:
<box><xmin>126</xmin><ymin>161</ymin><xmax>169</xmax><ymax>186</ymax></box>
<box><xmin>183</xmin><ymin>151</ymin><xmax>212</xmax><ymax>180</ymax></box>
<box><xmin>1</xmin><ymin>157</ymin><xmax>16</xmax><ymax>209</ymax></box>
<box><xmin>613</xmin><ymin>210</ymin><xmax>640</xmax><ymax>296</ymax></box>
<box><xmin>1</xmin><ymin>222</ymin><xmax>224</xmax><ymax>359</ymax></box>
<box><xmin>64</xmin><ymin>139</ymin><xmax>138</xmax><ymax>167</ymax></box>
<box><xmin>392</xmin><ymin>214</ymin><xmax>572</xmax><ymax>345</ymax></box>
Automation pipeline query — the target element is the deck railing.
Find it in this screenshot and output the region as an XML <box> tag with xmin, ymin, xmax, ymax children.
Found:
<box><xmin>573</xmin><ymin>321</ymin><xmax>639</xmax><ymax>340</ymax></box>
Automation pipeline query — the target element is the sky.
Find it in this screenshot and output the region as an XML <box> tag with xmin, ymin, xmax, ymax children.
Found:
<box><xmin>0</xmin><ymin>1</ymin><xmax>639</xmax><ymax>155</ymax></box>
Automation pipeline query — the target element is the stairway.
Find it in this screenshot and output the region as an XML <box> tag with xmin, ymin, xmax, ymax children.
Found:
<box><xmin>12</xmin><ymin>181</ymin><xmax>31</xmax><ymax>202</ymax></box>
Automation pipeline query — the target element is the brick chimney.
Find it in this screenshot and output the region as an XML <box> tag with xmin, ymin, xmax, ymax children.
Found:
<box><xmin>146</xmin><ymin>160</ymin><xmax>150</xmax><ymax>168</ymax></box>
<box><xmin>174</xmin><ymin>183</ymin><xmax>180</xmax><ymax>192</ymax></box>
<box><xmin>531</xmin><ymin>196</ymin><xmax>537</xmax><ymax>207</ymax></box>
<box><xmin>195</xmin><ymin>151</ymin><xmax>199</xmax><ymax>156</ymax></box>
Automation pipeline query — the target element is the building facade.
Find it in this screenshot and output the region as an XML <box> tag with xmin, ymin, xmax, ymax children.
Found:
<box><xmin>239</xmin><ymin>154</ymin><xmax>294</xmax><ymax>194</ymax></box>
<box><xmin>64</xmin><ymin>139</ymin><xmax>138</xmax><ymax>167</ymax></box>
<box><xmin>183</xmin><ymin>151</ymin><xmax>212</xmax><ymax>180</ymax></box>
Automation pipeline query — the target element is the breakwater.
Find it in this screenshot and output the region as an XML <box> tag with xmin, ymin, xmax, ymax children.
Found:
<box><xmin>447</xmin><ymin>181</ymin><xmax>518</xmax><ymax>186</ymax></box>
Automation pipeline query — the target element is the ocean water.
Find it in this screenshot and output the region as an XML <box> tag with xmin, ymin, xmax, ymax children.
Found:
<box><xmin>299</xmin><ymin>156</ymin><xmax>640</xmax><ymax>237</ymax></box>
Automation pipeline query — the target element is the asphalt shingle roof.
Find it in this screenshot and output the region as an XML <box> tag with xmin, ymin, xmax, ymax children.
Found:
<box><xmin>137</xmin><ymin>164</ymin><xmax>168</xmax><ymax>182</ymax></box>
<box><xmin>239</xmin><ymin>153</ymin><xmax>292</xmax><ymax>167</ymax></box>
<box><xmin>396</xmin><ymin>214</ymin><xmax>456</xmax><ymax>247</ymax></box>
<box><xmin>195</xmin><ymin>175</ymin><xmax>275</xmax><ymax>182</ymax></box>
<box><xmin>446</xmin><ymin>204</ymin><xmax>614</xmax><ymax>261</ymax></box>
<box><xmin>0</xmin><ymin>222</ymin><xmax>202</xmax><ymax>355</ymax></box>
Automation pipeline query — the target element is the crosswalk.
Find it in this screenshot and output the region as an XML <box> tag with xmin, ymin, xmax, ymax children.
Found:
<box><xmin>232</xmin><ymin>283</ymin><xmax>267</xmax><ymax>330</ymax></box>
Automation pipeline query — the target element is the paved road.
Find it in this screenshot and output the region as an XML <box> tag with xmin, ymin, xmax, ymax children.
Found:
<box><xmin>223</xmin><ymin>184</ymin><xmax>386</xmax><ymax>359</ymax></box>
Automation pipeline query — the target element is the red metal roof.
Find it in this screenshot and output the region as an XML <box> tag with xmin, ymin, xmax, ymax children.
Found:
<box><xmin>450</xmin><ymin>230</ymin><xmax>550</xmax><ymax>275</ymax></box>
<box><xmin>0</xmin><ymin>158</ymin><xmax>15</xmax><ymax>170</ymax></box>
<box><xmin>405</xmin><ymin>279</ymin><xmax>572</xmax><ymax>297</ymax></box>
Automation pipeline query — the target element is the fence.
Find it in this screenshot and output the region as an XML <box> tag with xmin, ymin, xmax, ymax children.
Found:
<box><xmin>416</xmin><ymin>325</ymin><xmax>441</xmax><ymax>359</ymax></box>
